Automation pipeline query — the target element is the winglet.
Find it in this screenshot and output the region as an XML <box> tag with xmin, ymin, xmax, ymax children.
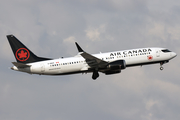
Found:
<box><xmin>75</xmin><ymin>42</ymin><xmax>84</xmax><ymax>52</ymax></box>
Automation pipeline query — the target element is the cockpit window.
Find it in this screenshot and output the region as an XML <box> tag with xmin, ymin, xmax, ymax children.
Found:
<box><xmin>162</xmin><ymin>49</ymin><xmax>171</xmax><ymax>53</ymax></box>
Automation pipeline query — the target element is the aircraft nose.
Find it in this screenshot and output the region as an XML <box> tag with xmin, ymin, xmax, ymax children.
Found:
<box><xmin>171</xmin><ymin>52</ymin><xmax>177</xmax><ymax>58</ymax></box>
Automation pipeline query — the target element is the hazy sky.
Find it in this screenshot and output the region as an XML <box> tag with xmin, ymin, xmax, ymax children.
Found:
<box><xmin>0</xmin><ymin>0</ymin><xmax>180</xmax><ymax>120</ymax></box>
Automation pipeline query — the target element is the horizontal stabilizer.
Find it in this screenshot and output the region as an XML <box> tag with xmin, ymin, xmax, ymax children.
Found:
<box><xmin>12</xmin><ymin>62</ymin><xmax>31</xmax><ymax>68</ymax></box>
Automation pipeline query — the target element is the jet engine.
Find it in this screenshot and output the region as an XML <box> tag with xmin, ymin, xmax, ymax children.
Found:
<box><xmin>104</xmin><ymin>60</ymin><xmax>126</xmax><ymax>75</ymax></box>
<box><xmin>107</xmin><ymin>60</ymin><xmax>126</xmax><ymax>70</ymax></box>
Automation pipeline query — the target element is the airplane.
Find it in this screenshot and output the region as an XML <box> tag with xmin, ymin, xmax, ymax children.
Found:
<box><xmin>7</xmin><ymin>35</ymin><xmax>177</xmax><ymax>80</ymax></box>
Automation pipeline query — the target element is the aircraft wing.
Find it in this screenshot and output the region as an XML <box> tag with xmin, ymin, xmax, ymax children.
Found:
<box><xmin>75</xmin><ymin>42</ymin><xmax>108</xmax><ymax>68</ymax></box>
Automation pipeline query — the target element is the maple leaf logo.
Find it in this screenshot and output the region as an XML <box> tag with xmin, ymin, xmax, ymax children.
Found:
<box><xmin>147</xmin><ymin>55</ymin><xmax>153</xmax><ymax>60</ymax></box>
<box><xmin>18</xmin><ymin>50</ymin><xmax>27</xmax><ymax>58</ymax></box>
<box><xmin>15</xmin><ymin>48</ymin><xmax>30</xmax><ymax>62</ymax></box>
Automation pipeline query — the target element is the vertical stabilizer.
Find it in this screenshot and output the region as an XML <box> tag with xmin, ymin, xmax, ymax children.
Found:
<box><xmin>7</xmin><ymin>35</ymin><xmax>51</xmax><ymax>63</ymax></box>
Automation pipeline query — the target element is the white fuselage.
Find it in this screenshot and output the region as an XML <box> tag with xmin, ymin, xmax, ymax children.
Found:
<box><xmin>12</xmin><ymin>47</ymin><xmax>177</xmax><ymax>75</ymax></box>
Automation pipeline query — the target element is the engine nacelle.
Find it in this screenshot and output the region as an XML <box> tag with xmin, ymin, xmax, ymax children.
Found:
<box><xmin>105</xmin><ymin>70</ymin><xmax>121</xmax><ymax>75</ymax></box>
<box><xmin>107</xmin><ymin>60</ymin><xmax>126</xmax><ymax>70</ymax></box>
